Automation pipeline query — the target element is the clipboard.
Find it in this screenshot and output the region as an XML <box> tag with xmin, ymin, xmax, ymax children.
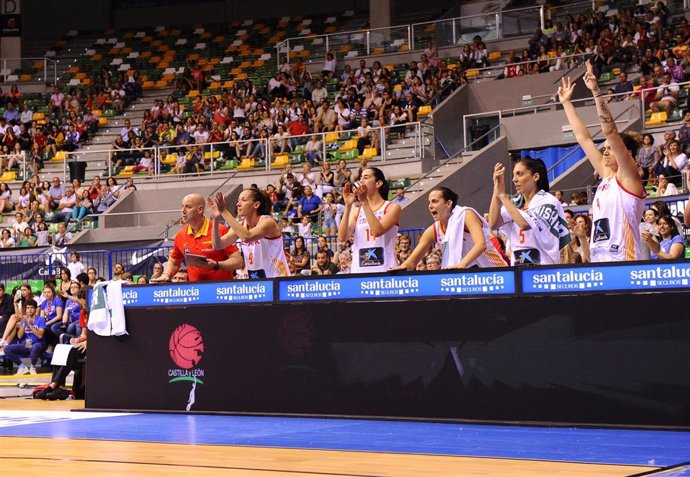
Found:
<box><xmin>185</xmin><ymin>253</ymin><xmax>210</xmax><ymax>267</ymax></box>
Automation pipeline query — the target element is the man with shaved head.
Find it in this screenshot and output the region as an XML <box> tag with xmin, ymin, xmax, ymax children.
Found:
<box><xmin>153</xmin><ymin>193</ymin><xmax>241</xmax><ymax>282</ymax></box>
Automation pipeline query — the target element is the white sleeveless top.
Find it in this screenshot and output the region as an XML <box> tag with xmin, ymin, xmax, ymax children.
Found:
<box><xmin>434</xmin><ymin>206</ymin><xmax>508</xmax><ymax>268</ymax></box>
<box><xmin>239</xmin><ymin>216</ymin><xmax>290</xmax><ymax>278</ymax></box>
<box><xmin>351</xmin><ymin>201</ymin><xmax>398</xmax><ymax>274</ymax></box>
<box><xmin>590</xmin><ymin>177</ymin><xmax>645</xmax><ymax>262</ymax></box>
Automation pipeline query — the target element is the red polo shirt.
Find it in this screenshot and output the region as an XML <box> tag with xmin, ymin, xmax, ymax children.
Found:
<box><xmin>171</xmin><ymin>217</ymin><xmax>238</xmax><ymax>282</ymax></box>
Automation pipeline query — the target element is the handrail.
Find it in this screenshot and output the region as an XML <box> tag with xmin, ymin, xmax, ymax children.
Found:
<box><xmin>464</xmin><ymin>51</ymin><xmax>591</xmax><ymax>82</ymax></box>
<box><xmin>275</xmin><ymin>3</ymin><xmax>548</xmax><ymax>66</ymax></box>
<box><xmin>0</xmin><ymin>56</ymin><xmax>57</xmax><ymax>85</ymax></box>
<box><xmin>404</xmin><ymin>123</ymin><xmax>502</xmax><ymax>196</ymax></box>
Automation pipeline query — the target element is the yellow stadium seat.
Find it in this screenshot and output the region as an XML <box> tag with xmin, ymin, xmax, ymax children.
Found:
<box><xmin>466</xmin><ymin>69</ymin><xmax>479</xmax><ymax>78</ymax></box>
<box><xmin>32</xmin><ymin>112</ymin><xmax>45</xmax><ymax>121</ymax></box>
<box><xmin>204</xmin><ymin>151</ymin><xmax>221</xmax><ymax>160</ymax></box>
<box><xmin>417</xmin><ymin>105</ymin><xmax>432</xmax><ymax>117</ymax></box>
<box><xmin>53</xmin><ymin>151</ymin><xmax>66</xmax><ymax>161</ymax></box>
<box><xmin>488</xmin><ymin>51</ymin><xmax>502</xmax><ymax>61</ymax></box>
<box><xmin>339</xmin><ymin>139</ymin><xmax>357</xmax><ymax>151</ymax></box>
<box><xmin>0</xmin><ymin>171</ymin><xmax>16</xmax><ymax>181</ymax></box>
<box><xmin>272</xmin><ymin>155</ymin><xmax>289</xmax><ymax>167</ymax></box>
<box><xmin>187</xmin><ymin>90</ymin><xmax>200</xmax><ymax>98</ymax></box>
<box><xmin>645</xmin><ymin>111</ymin><xmax>667</xmax><ymax>127</ymax></box>
<box><xmin>325</xmin><ymin>132</ymin><xmax>339</xmax><ymax>143</ymax></box>
<box><xmin>98</xmin><ymin>117</ymin><xmax>108</xmax><ymax>126</ymax></box>
<box><xmin>361</xmin><ymin>147</ymin><xmax>377</xmax><ymax>159</ymax></box>
<box><xmin>163</xmin><ymin>154</ymin><xmax>178</xmax><ymax>165</ymax></box>
<box><xmin>236</xmin><ymin>157</ymin><xmax>255</xmax><ymax>169</ymax></box>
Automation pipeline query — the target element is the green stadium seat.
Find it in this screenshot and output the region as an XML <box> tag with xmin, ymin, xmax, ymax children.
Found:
<box><xmin>28</xmin><ymin>279</ymin><xmax>45</xmax><ymax>295</ymax></box>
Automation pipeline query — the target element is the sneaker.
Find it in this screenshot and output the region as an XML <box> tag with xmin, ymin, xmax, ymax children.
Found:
<box><xmin>35</xmin><ymin>386</ymin><xmax>53</xmax><ymax>400</ymax></box>
<box><xmin>29</xmin><ymin>366</ymin><xmax>37</xmax><ymax>375</ymax></box>
<box><xmin>15</xmin><ymin>364</ymin><xmax>29</xmax><ymax>376</ymax></box>
<box><xmin>46</xmin><ymin>387</ymin><xmax>69</xmax><ymax>401</ymax></box>
<box><xmin>0</xmin><ymin>339</ymin><xmax>7</xmax><ymax>347</ymax></box>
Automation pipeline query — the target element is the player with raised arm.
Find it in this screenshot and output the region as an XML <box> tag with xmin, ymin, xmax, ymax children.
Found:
<box><xmin>558</xmin><ymin>61</ymin><xmax>645</xmax><ymax>262</ymax></box>
<box><xmin>209</xmin><ymin>187</ymin><xmax>290</xmax><ymax>278</ymax></box>
<box><xmin>487</xmin><ymin>157</ymin><xmax>571</xmax><ymax>265</ymax></box>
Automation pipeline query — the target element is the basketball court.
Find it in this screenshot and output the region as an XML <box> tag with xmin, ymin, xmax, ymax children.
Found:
<box><xmin>1</xmin><ymin>372</ymin><xmax>689</xmax><ymax>476</ymax></box>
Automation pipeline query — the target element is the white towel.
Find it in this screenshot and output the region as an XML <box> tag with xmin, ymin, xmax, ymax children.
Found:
<box><xmin>442</xmin><ymin>206</ymin><xmax>508</xmax><ymax>268</ymax></box>
<box><xmin>88</xmin><ymin>280</ymin><xmax>128</xmax><ymax>337</ymax></box>
<box><xmin>512</xmin><ymin>190</ymin><xmax>571</xmax><ymax>264</ymax></box>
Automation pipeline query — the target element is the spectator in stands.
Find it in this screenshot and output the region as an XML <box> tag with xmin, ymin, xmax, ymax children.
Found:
<box><xmin>171</xmin><ymin>268</ymin><xmax>188</xmax><ymax>283</ymax></box>
<box><xmin>0</xmin><ymin>183</ymin><xmax>13</xmax><ymax>212</ymax></box>
<box><xmin>51</xmin><ymin>185</ymin><xmax>77</xmax><ymax>228</ymax></box>
<box><xmin>0</xmin><ymin>284</ymin><xmax>13</xmax><ymax>339</ymax></box>
<box><xmin>613</xmin><ymin>72</ymin><xmax>634</xmax><ymax>100</ymax></box>
<box><xmin>643</xmin><ymin>214</ymin><xmax>685</xmax><ymax>260</ymax></box>
<box><xmin>50</xmin><ymin>87</ymin><xmax>64</xmax><ymax>115</ymax></box>
<box><xmin>637</xmin><ymin>133</ymin><xmax>660</xmax><ymax>184</ymax></box>
<box><xmin>289</xmin><ymin>235</ymin><xmax>310</xmax><ymax>275</ymax></box>
<box><xmin>650</xmin><ymin>72</ymin><xmax>679</xmax><ymax>115</ymax></box>
<box><xmin>40</xmin><ymin>284</ymin><xmax>63</xmax><ymax>340</ymax></box>
<box><xmin>12</xmin><ymin>211</ymin><xmax>29</xmax><ymax>241</ymax></box>
<box><xmin>0</xmin><ymin>228</ymin><xmax>14</xmax><ymax>248</ymax></box>
<box><xmin>656</xmin><ymin>139</ymin><xmax>686</xmax><ymax>187</ymax></box>
<box><xmin>298</xmin><ymin>185</ymin><xmax>322</xmax><ymax>221</ymax></box>
<box><xmin>425</xmin><ymin>253</ymin><xmax>441</xmax><ymax>270</ymax></box>
<box><xmin>3</xmin><ymin>299</ymin><xmax>45</xmax><ymax>376</ymax></box>
<box><xmin>311</xmin><ymin>250</ymin><xmax>339</xmax><ymax>275</ymax></box>
<box><xmin>145</xmin><ymin>262</ymin><xmax>164</xmax><ymax>282</ymax></box>
<box><xmin>391</xmin><ymin>188</ymin><xmax>409</xmax><ymax>206</ymax></box>
<box><xmin>655</xmin><ymin>174</ymin><xmax>679</xmax><ymax>196</ymax></box>
<box><xmin>678</xmin><ymin>112</ymin><xmax>690</xmax><ymax>157</ymax></box>
<box><xmin>48</xmin><ymin>177</ymin><xmax>65</xmax><ymax>211</ymax></box>
<box><xmin>322</xmin><ymin>52</ymin><xmax>337</xmax><ymax>80</ymax></box>
<box><xmin>153</xmin><ymin>193</ymin><xmax>241</xmax><ymax>283</ymax></box>
<box><xmin>18</xmin><ymin>227</ymin><xmax>37</xmax><ymax>247</ymax></box>
<box><xmin>315</xmin><ymin>101</ymin><xmax>337</xmax><ymax>132</ymax></box>
<box><xmin>53</xmin><ymin>222</ymin><xmax>72</xmax><ymax>246</ymax></box>
<box><xmin>336</xmin><ymin>250</ymin><xmax>352</xmax><ymax>274</ymax></box>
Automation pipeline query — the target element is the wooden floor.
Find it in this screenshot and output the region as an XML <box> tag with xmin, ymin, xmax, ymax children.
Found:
<box><xmin>0</xmin><ymin>437</ymin><xmax>653</xmax><ymax>476</ymax></box>
<box><xmin>0</xmin><ymin>399</ymin><xmax>657</xmax><ymax>476</ymax></box>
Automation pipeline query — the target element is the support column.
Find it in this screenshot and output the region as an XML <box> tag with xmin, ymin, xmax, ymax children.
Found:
<box><xmin>0</xmin><ymin>0</ymin><xmax>21</xmax><ymax>73</ymax></box>
<box><xmin>369</xmin><ymin>0</ymin><xmax>392</xmax><ymax>30</ymax></box>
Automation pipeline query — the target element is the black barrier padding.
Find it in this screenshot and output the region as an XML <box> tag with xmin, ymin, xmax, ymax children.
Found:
<box><xmin>87</xmin><ymin>293</ymin><xmax>690</xmax><ymax>426</ymax></box>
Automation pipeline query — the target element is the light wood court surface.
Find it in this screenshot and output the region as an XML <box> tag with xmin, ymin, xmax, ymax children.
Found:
<box><xmin>0</xmin><ymin>437</ymin><xmax>654</xmax><ymax>476</ymax></box>
<box><xmin>0</xmin><ymin>399</ymin><xmax>657</xmax><ymax>476</ymax></box>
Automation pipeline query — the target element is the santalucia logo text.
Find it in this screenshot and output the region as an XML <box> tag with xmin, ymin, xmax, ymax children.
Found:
<box><xmin>152</xmin><ymin>287</ymin><xmax>202</xmax><ymax>304</ymax></box>
<box><xmin>360</xmin><ymin>277</ymin><xmax>419</xmax><ymax>296</ymax></box>
<box><xmin>630</xmin><ymin>264</ymin><xmax>690</xmax><ymax>287</ymax></box>
<box><xmin>153</xmin><ymin>287</ymin><xmax>201</xmax><ymax>299</ymax></box>
<box><xmin>439</xmin><ymin>273</ymin><xmax>506</xmax><ymax>293</ymax></box>
<box><xmin>216</xmin><ymin>283</ymin><xmax>267</xmax><ymax>296</ymax></box>
<box><xmin>216</xmin><ymin>283</ymin><xmax>269</xmax><ymax>301</ymax></box>
<box><xmin>531</xmin><ymin>269</ymin><xmax>604</xmax><ymax>290</ymax></box>
<box><xmin>286</xmin><ymin>281</ymin><xmax>341</xmax><ymax>293</ymax></box>
<box><xmin>122</xmin><ymin>289</ymin><xmax>138</xmax><ymax>305</ymax></box>
<box><xmin>440</xmin><ymin>274</ymin><xmax>505</xmax><ymax>287</ymax></box>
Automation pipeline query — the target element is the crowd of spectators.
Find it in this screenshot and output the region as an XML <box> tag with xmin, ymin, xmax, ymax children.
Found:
<box><xmin>132</xmin><ymin>38</ymin><xmax>464</xmax><ymax>175</ymax></box>
<box><xmin>0</xmin><ymin>67</ymin><xmax>142</xmax><ymax>178</ymax></box>
<box><xmin>0</xmin><ymin>175</ymin><xmax>134</xmax><ymax>248</ymax></box>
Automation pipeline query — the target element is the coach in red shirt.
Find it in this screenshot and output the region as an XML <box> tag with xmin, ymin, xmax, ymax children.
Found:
<box><xmin>154</xmin><ymin>193</ymin><xmax>241</xmax><ymax>282</ymax></box>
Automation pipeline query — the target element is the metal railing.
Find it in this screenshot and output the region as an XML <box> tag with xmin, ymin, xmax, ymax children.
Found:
<box><xmin>405</xmin><ymin>122</ymin><xmax>503</xmax><ymax>197</ymax></box>
<box><xmin>56</xmin><ymin>122</ymin><xmax>423</xmax><ymax>183</ymax></box>
<box><xmin>276</xmin><ymin>4</ymin><xmax>549</xmax><ymax>67</ymax></box>
<box><xmin>0</xmin><ymin>56</ymin><xmax>58</xmax><ymax>85</ymax></box>
<box><xmin>462</xmin><ymin>51</ymin><xmax>590</xmax><ymax>83</ymax></box>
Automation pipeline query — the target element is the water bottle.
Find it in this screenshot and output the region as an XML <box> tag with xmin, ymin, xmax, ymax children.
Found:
<box><xmin>25</xmin><ymin>337</ymin><xmax>32</xmax><ymax>349</ymax></box>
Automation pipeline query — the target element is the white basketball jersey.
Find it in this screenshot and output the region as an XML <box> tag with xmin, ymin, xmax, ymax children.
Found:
<box><xmin>590</xmin><ymin>177</ymin><xmax>645</xmax><ymax>262</ymax></box>
<box><xmin>351</xmin><ymin>202</ymin><xmax>398</xmax><ymax>273</ymax></box>
<box><xmin>240</xmin><ymin>216</ymin><xmax>290</xmax><ymax>278</ymax></box>
<box><xmin>500</xmin><ymin>207</ymin><xmax>553</xmax><ymax>266</ymax></box>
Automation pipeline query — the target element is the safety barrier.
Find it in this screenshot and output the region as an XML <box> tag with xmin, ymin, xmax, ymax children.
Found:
<box><xmin>117</xmin><ymin>258</ymin><xmax>690</xmax><ymax>308</ymax></box>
